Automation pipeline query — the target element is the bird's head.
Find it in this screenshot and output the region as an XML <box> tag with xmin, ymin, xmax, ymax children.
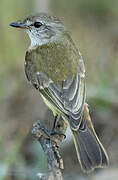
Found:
<box><xmin>10</xmin><ymin>13</ymin><xmax>66</xmax><ymax>47</ymax></box>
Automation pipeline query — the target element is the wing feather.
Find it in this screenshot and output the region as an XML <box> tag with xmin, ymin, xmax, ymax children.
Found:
<box><xmin>25</xmin><ymin>51</ymin><xmax>86</xmax><ymax>130</ymax></box>
<box><xmin>43</xmin><ymin>72</ymin><xmax>86</xmax><ymax>130</ymax></box>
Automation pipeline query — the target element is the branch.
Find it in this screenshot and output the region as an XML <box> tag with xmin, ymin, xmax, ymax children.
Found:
<box><xmin>32</xmin><ymin>117</ymin><xmax>67</xmax><ymax>180</ymax></box>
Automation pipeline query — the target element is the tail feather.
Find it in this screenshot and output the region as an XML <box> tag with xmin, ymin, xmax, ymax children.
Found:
<box><xmin>71</xmin><ymin>105</ymin><xmax>109</xmax><ymax>173</ymax></box>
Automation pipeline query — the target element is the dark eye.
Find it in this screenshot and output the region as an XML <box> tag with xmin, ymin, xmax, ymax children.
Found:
<box><xmin>34</xmin><ymin>22</ymin><xmax>42</xmax><ymax>28</ymax></box>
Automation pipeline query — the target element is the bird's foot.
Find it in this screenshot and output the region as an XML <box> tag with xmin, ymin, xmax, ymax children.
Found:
<box><xmin>32</xmin><ymin>120</ymin><xmax>64</xmax><ymax>169</ymax></box>
<box><xmin>50</xmin><ymin>130</ymin><xmax>66</xmax><ymax>139</ymax></box>
<box><xmin>32</xmin><ymin>121</ymin><xmax>66</xmax><ymax>142</ymax></box>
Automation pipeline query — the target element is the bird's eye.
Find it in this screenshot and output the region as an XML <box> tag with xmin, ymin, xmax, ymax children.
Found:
<box><xmin>33</xmin><ymin>22</ymin><xmax>42</xmax><ymax>28</ymax></box>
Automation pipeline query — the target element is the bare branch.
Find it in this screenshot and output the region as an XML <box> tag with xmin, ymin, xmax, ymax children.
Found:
<box><xmin>32</xmin><ymin>117</ymin><xmax>67</xmax><ymax>180</ymax></box>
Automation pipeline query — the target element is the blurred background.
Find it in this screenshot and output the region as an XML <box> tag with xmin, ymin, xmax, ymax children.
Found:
<box><xmin>0</xmin><ymin>0</ymin><xmax>118</xmax><ymax>179</ymax></box>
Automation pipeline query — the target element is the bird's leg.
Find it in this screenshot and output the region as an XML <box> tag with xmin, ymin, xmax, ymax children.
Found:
<box><xmin>32</xmin><ymin>118</ymin><xmax>66</xmax><ymax>141</ymax></box>
<box><xmin>51</xmin><ymin>115</ymin><xmax>66</xmax><ymax>139</ymax></box>
<box><xmin>51</xmin><ymin>114</ymin><xmax>58</xmax><ymax>132</ymax></box>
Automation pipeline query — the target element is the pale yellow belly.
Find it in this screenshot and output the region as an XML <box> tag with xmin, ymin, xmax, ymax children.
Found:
<box><xmin>40</xmin><ymin>93</ymin><xmax>61</xmax><ymax>116</ymax></box>
<box><xmin>40</xmin><ymin>93</ymin><xmax>69</xmax><ymax>126</ymax></box>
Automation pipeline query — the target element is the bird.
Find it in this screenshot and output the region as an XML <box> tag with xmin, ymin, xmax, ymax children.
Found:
<box><xmin>10</xmin><ymin>13</ymin><xmax>109</xmax><ymax>173</ymax></box>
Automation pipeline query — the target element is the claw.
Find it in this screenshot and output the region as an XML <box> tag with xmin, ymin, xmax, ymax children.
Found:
<box><xmin>51</xmin><ymin>131</ymin><xmax>66</xmax><ymax>139</ymax></box>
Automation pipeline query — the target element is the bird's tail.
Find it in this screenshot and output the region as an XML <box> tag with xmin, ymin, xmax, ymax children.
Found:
<box><xmin>71</xmin><ymin>104</ymin><xmax>109</xmax><ymax>173</ymax></box>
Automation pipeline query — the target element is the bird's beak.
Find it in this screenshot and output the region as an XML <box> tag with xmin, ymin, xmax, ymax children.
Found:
<box><xmin>9</xmin><ymin>21</ymin><xmax>28</xmax><ymax>29</ymax></box>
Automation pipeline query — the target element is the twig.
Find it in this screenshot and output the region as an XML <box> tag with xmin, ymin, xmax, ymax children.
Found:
<box><xmin>32</xmin><ymin>117</ymin><xmax>67</xmax><ymax>180</ymax></box>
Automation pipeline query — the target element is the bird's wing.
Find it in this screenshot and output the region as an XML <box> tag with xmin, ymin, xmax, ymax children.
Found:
<box><xmin>39</xmin><ymin>54</ymin><xmax>86</xmax><ymax>130</ymax></box>
<box><xmin>25</xmin><ymin>53</ymin><xmax>86</xmax><ymax>130</ymax></box>
<box><xmin>62</xmin><ymin>71</ymin><xmax>86</xmax><ymax>130</ymax></box>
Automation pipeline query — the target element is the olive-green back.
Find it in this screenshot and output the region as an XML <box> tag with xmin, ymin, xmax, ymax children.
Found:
<box><xmin>25</xmin><ymin>35</ymin><xmax>79</xmax><ymax>85</ymax></box>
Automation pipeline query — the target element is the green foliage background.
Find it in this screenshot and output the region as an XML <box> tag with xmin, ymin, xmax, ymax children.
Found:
<box><xmin>0</xmin><ymin>0</ymin><xmax>118</xmax><ymax>179</ymax></box>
